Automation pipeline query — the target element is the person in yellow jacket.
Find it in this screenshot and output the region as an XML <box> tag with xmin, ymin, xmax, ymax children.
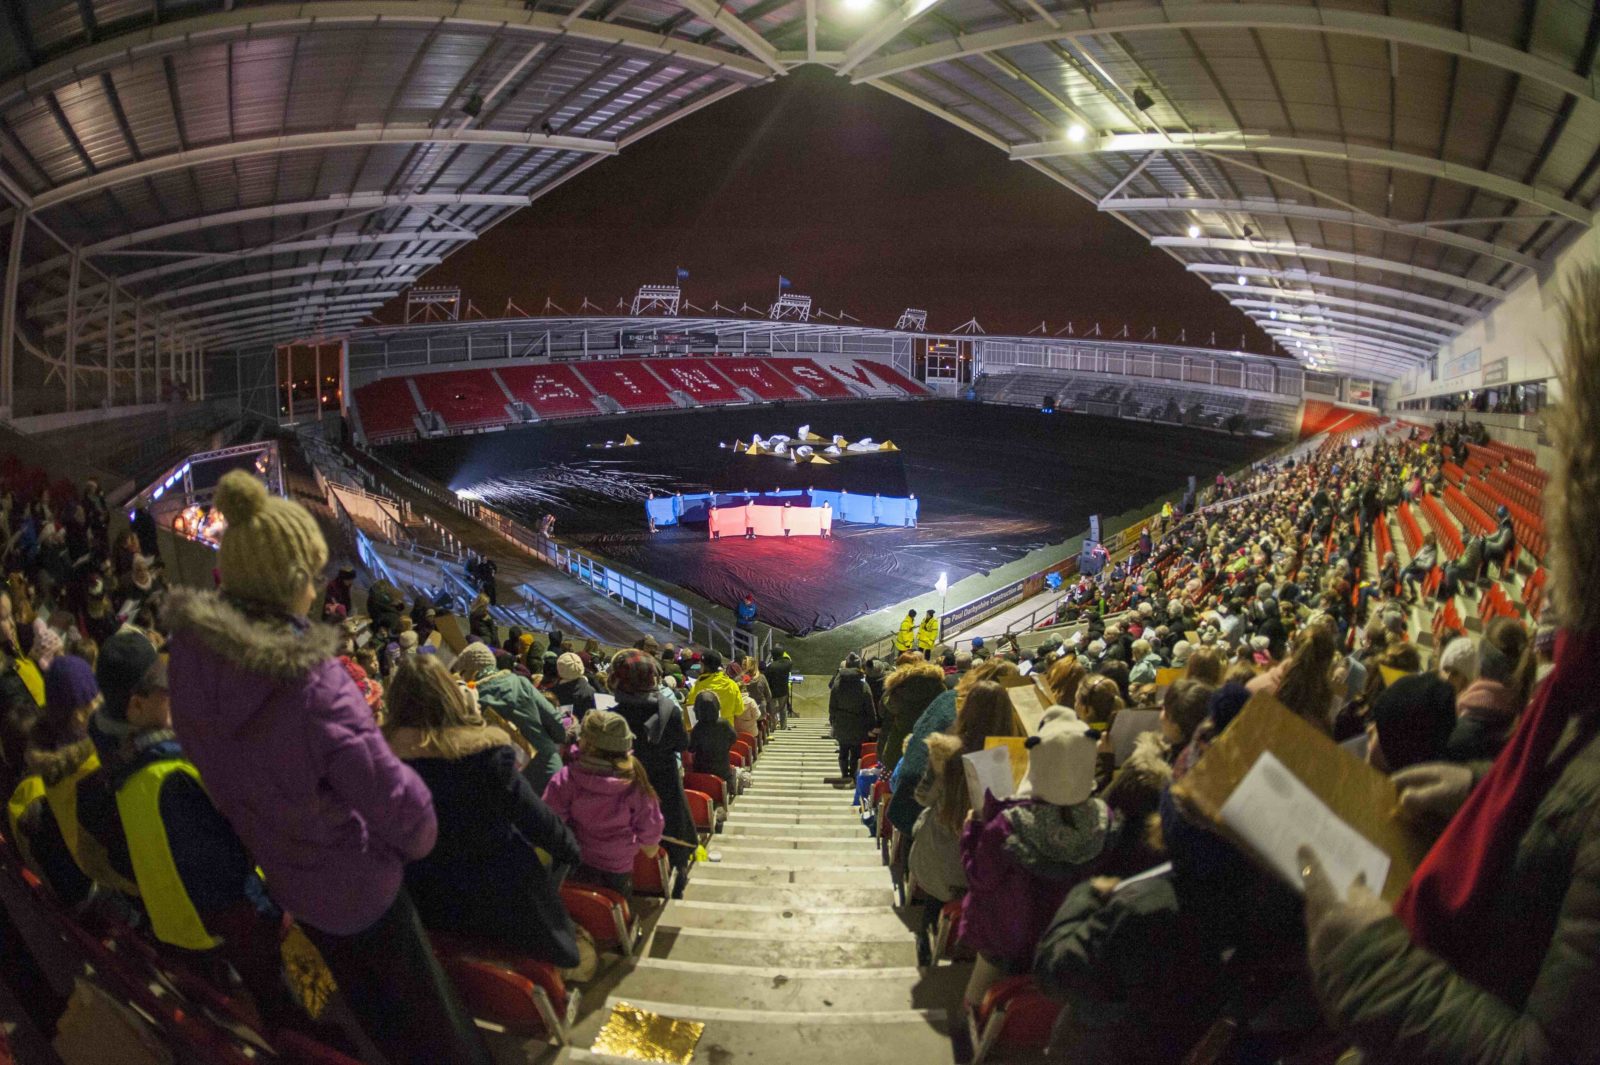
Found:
<box><xmin>916</xmin><ymin>610</ymin><xmax>940</xmax><ymax>654</ymax></box>
<box><xmin>77</xmin><ymin>630</ymin><xmax>296</xmax><ymax>1025</ymax></box>
<box><xmin>24</xmin><ymin>656</ymin><xmax>138</xmax><ymax>899</ymax></box>
<box><xmin>686</xmin><ymin>650</ymin><xmax>744</xmax><ymax>725</ymax></box>
<box><xmin>894</xmin><ymin>610</ymin><xmax>917</xmax><ymax>654</ymax></box>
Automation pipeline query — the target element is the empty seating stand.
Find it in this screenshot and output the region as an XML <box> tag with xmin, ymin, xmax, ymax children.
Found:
<box><xmin>411</xmin><ymin>369</ymin><xmax>514</xmax><ymax>431</ymax></box>
<box><xmin>770</xmin><ymin>358</ymin><xmax>855</xmax><ymax>398</ymax></box>
<box><xmin>351</xmin><ymin>354</ymin><xmax>933</xmax><ymax>445</ymax></box>
<box><xmin>353</xmin><ymin>376</ymin><xmax>424</xmax><ymax>443</ymax></box>
<box><xmin>650</xmin><ymin>357</ymin><xmax>742</xmax><ymax>404</ymax></box>
<box><xmin>713</xmin><ymin>357</ymin><xmax>804</xmax><ymax>400</ymax></box>
<box><xmin>574</xmin><ymin>360</ymin><xmax>676</xmax><ymax>411</ymax></box>
<box><xmin>497</xmin><ymin>364</ymin><xmax>600</xmax><ymax>419</ymax></box>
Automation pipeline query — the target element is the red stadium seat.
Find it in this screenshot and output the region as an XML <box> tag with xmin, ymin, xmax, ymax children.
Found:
<box><xmin>352</xmin><ymin>376</ymin><xmax>423</xmax><ymax>442</ymax></box>
<box><xmin>559</xmin><ymin>882</ymin><xmax>637</xmax><ymax>955</ymax></box>
<box><xmin>442</xmin><ymin>957</ymin><xmax>571</xmax><ymax>1041</ymax></box>
<box><xmin>633</xmin><ymin>848</ymin><xmax>674</xmax><ymax>898</ymax></box>
<box><xmin>685</xmin><ymin>789</ymin><xmax>717</xmax><ymax>844</ymax></box>
<box><xmin>970</xmin><ymin>976</ymin><xmax>1065</xmax><ymax>1064</ymax></box>
<box><xmin>684</xmin><ymin>771</ymin><xmax>730</xmax><ymax>813</ymax></box>
<box><xmin>770</xmin><ymin>358</ymin><xmax>853</xmax><ymax>398</ymax></box>
<box><xmin>411</xmin><ymin>369</ymin><xmax>513</xmax><ymax>430</ymax></box>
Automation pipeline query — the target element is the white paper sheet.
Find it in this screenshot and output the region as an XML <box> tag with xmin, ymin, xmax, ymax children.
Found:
<box><xmin>1219</xmin><ymin>750</ymin><xmax>1391</xmax><ymax>896</ymax></box>
<box><xmin>962</xmin><ymin>746</ymin><xmax>1015</xmax><ymax>809</ymax></box>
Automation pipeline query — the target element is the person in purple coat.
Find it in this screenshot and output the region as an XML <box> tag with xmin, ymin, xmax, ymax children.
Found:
<box><xmin>164</xmin><ymin>470</ymin><xmax>490</xmax><ymax>1065</ymax></box>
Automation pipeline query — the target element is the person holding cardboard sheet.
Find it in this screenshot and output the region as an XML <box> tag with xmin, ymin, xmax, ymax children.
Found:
<box><xmin>1299</xmin><ymin>268</ymin><xmax>1600</xmax><ymax>1065</ymax></box>
<box><xmin>959</xmin><ymin>712</ymin><xmax>1113</xmax><ymax>1011</ymax></box>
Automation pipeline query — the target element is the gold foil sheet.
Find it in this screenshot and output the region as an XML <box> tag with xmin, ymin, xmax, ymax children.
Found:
<box><xmin>590</xmin><ymin>1001</ymin><xmax>706</xmax><ymax>1064</ymax></box>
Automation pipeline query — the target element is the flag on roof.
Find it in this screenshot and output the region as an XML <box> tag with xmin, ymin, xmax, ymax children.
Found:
<box><xmin>676</xmin><ymin>267</ymin><xmax>689</xmax><ymax>281</ymax></box>
<box><xmin>778</xmin><ymin>275</ymin><xmax>792</xmax><ymax>290</ymax></box>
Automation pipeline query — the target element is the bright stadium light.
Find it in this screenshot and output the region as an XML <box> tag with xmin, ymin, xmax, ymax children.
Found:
<box><xmin>1236</xmin><ymin>273</ymin><xmax>1248</xmax><ymax>286</ymax></box>
<box><xmin>1187</xmin><ymin>224</ymin><xmax>1201</xmax><ymax>239</ymax></box>
<box><xmin>1066</xmin><ymin>123</ymin><xmax>1088</xmax><ymax>143</ymax></box>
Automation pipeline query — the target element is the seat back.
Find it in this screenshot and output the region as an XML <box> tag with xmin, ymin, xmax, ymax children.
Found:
<box><xmin>442</xmin><ymin>957</ymin><xmax>566</xmax><ymax>1041</ymax></box>
<box><xmin>683</xmin><ymin>772</ymin><xmax>728</xmax><ymax>810</ymax></box>
<box><xmin>633</xmin><ymin>848</ymin><xmax>673</xmax><ymax>898</ymax></box>
<box><xmin>684</xmin><ymin>789</ymin><xmax>716</xmax><ymax>839</ymax></box>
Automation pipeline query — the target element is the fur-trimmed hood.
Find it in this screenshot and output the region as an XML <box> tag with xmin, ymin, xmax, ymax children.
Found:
<box><xmin>386</xmin><ymin>724</ymin><xmax>512</xmax><ymax>762</ymax></box>
<box><xmin>163</xmin><ymin>586</ymin><xmax>339</xmax><ymax>681</ymax></box>
<box><xmin>1122</xmin><ymin>730</ymin><xmax>1175</xmax><ymax>790</ymax></box>
<box><xmin>26</xmin><ymin>737</ymin><xmax>95</xmax><ymax>786</ymax></box>
<box><xmin>925</xmin><ymin>732</ymin><xmax>964</xmax><ymax>778</ymax></box>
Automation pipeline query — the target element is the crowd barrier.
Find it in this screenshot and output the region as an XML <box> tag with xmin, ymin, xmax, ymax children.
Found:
<box><xmin>708</xmin><ymin>502</ymin><xmax>833</xmax><ymax>538</ymax></box>
<box><xmin>646</xmin><ymin>489</ymin><xmax>917</xmax><ymax>528</ymax></box>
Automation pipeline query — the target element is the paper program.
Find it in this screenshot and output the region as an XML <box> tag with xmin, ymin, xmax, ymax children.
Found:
<box><xmin>1219</xmin><ymin>750</ymin><xmax>1391</xmax><ymax>896</ymax></box>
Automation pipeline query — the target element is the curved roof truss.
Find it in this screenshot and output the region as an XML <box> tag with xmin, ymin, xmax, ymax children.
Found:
<box><xmin>0</xmin><ymin>0</ymin><xmax>1595</xmax><ymax>390</ymax></box>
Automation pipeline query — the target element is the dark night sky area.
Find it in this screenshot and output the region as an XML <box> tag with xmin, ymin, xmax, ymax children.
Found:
<box><xmin>385</xmin><ymin>67</ymin><xmax>1276</xmax><ymax>351</ymax></box>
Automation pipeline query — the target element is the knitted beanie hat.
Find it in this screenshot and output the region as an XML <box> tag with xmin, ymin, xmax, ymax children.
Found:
<box><xmin>556</xmin><ymin>651</ymin><xmax>585</xmax><ymax>682</ymax></box>
<box><xmin>453</xmin><ymin>642</ymin><xmax>497</xmax><ymax>679</ymax></box>
<box><xmin>1016</xmin><ymin>715</ymin><xmax>1098</xmax><ymax>807</ymax></box>
<box><xmin>581</xmin><ymin>708</ymin><xmax>634</xmax><ymax>755</ymax></box>
<box><xmin>213</xmin><ymin>470</ymin><xmax>328</xmax><ymax>613</ymax></box>
<box><xmin>45</xmin><ymin>655</ymin><xmax>100</xmax><ymax>718</ymax></box>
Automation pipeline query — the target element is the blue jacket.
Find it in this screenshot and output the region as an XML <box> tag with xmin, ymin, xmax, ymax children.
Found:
<box><xmin>736</xmin><ymin>600</ymin><xmax>757</xmax><ymax>626</ymax></box>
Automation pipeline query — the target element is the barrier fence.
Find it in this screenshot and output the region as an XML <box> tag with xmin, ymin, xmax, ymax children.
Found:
<box><xmin>647</xmin><ymin>489</ymin><xmax>917</xmax><ymax>529</ymax></box>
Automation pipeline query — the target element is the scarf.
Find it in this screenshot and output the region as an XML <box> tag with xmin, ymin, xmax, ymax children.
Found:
<box><xmin>1002</xmin><ymin>798</ymin><xmax>1113</xmax><ymax>877</ymax></box>
<box><xmin>1395</xmin><ymin>629</ymin><xmax>1600</xmax><ymax>975</ymax></box>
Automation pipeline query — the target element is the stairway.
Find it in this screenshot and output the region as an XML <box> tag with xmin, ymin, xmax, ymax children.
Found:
<box><xmin>559</xmin><ymin>718</ymin><xmax>959</xmax><ymax>1065</ymax></box>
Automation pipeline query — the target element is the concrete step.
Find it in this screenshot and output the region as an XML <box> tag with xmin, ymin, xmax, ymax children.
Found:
<box><xmin>657</xmin><ymin>900</ymin><xmax>911</xmax><ymax>937</ymax></box>
<box><xmin>694</xmin><ymin>845</ymin><xmax>882</xmax><ymax>868</ymax></box>
<box><xmin>728</xmin><ymin>806</ymin><xmax>862</xmax><ymax>822</ymax></box>
<box><xmin>713</xmin><ymin>834</ymin><xmax>876</xmax><ymax>851</ymax></box>
<box><xmin>722</xmin><ymin>812</ymin><xmax>865</xmax><ymax>828</ymax></box>
<box><xmin>680</xmin><ymin>882</ymin><xmax>894</xmax><ymax>908</ymax></box>
<box><xmin>733</xmin><ymin>792</ymin><xmax>855</xmax><ymax>805</ymax></box>
<box><xmin>612</xmin><ymin>957</ymin><xmax>970</xmax><ymax>1013</ymax></box>
<box><xmin>645</xmin><ymin>926</ymin><xmax>919</xmax><ymax>969</ymax></box>
<box><xmin>687</xmin><ymin>863</ymin><xmax>889</xmax><ymax>888</ymax></box>
<box><xmin>566</xmin><ymin>998</ymin><xmax>952</xmax><ymax>1065</ymax></box>
<box><xmin>721</xmin><ymin>822</ymin><xmax>870</xmax><ymax>839</ymax></box>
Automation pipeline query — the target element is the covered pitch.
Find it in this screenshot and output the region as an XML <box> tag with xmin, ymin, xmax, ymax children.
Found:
<box><xmin>390</xmin><ymin>400</ymin><xmax>1277</xmax><ymax>634</ymax></box>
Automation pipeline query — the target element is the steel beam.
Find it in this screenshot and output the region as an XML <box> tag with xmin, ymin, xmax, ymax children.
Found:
<box><xmin>0</xmin><ymin>2</ymin><xmax>773</xmax><ymax>112</ymax></box>
<box><xmin>1150</xmin><ymin>235</ymin><xmax>1508</xmax><ymax>300</ymax></box>
<box><xmin>847</xmin><ymin>1</ymin><xmax>1600</xmax><ymax>112</ymax></box>
<box><xmin>1105</xmin><ymin>196</ymin><xmax>1542</xmax><ymax>270</ymax></box>
<box><xmin>33</xmin><ymin>129</ymin><xmax>616</xmax><ymax>213</ymax></box>
<box><xmin>1014</xmin><ymin>133</ymin><xmax>1591</xmax><ymax>226</ymax></box>
<box><xmin>836</xmin><ymin>0</ymin><xmax>949</xmax><ymax>76</ymax></box>
<box><xmin>0</xmin><ymin>211</ymin><xmax>24</xmax><ymax>414</ymax></box>
<box><xmin>1185</xmin><ymin>264</ymin><xmax>1480</xmax><ymax>318</ymax></box>
<box><xmin>1207</xmin><ymin>282</ymin><xmax>1467</xmax><ymax>333</ymax></box>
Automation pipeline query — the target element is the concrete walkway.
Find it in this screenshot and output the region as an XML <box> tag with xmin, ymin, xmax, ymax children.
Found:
<box><xmin>555</xmin><ymin>712</ymin><xmax>962</xmax><ymax>1065</ymax></box>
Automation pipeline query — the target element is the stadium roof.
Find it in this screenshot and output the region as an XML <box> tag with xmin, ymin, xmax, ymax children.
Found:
<box><xmin>1</xmin><ymin>0</ymin><xmax>1594</xmax><ymax>381</ymax></box>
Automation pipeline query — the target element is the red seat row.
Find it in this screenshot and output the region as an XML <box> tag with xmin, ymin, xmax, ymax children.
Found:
<box><xmin>354</xmin><ymin>356</ymin><xmax>926</xmax><ymax>442</ymax></box>
<box><xmin>1418</xmin><ymin>494</ymin><xmax>1465</xmax><ymax>560</ymax></box>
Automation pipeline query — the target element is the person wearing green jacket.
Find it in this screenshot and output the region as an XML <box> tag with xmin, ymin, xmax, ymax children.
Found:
<box><xmin>453</xmin><ymin>643</ymin><xmax>566</xmax><ymax>793</ymax></box>
<box><xmin>1299</xmin><ymin>269</ymin><xmax>1600</xmax><ymax>1065</ymax></box>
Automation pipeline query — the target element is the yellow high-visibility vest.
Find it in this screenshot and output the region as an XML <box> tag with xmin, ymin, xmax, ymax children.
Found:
<box><xmin>894</xmin><ymin>617</ymin><xmax>915</xmax><ymax>651</ymax></box>
<box><xmin>116</xmin><ymin>759</ymin><xmax>220</xmax><ymax>951</ymax></box>
<box><xmin>42</xmin><ymin>749</ymin><xmax>140</xmax><ymax>897</ymax></box>
<box><xmin>7</xmin><ymin>774</ymin><xmax>45</xmax><ymax>869</ymax></box>
<box><xmin>917</xmin><ymin>618</ymin><xmax>939</xmax><ymax>651</ymax></box>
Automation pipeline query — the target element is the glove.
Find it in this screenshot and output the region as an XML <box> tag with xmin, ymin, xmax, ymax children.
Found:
<box><xmin>1298</xmin><ymin>847</ymin><xmax>1392</xmax><ymax>973</ymax></box>
<box><xmin>1391</xmin><ymin>762</ymin><xmax>1474</xmax><ymax>822</ymax></box>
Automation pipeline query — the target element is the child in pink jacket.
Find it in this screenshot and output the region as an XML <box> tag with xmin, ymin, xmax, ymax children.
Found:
<box><xmin>542</xmin><ymin>709</ymin><xmax>664</xmax><ymax>900</ymax></box>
